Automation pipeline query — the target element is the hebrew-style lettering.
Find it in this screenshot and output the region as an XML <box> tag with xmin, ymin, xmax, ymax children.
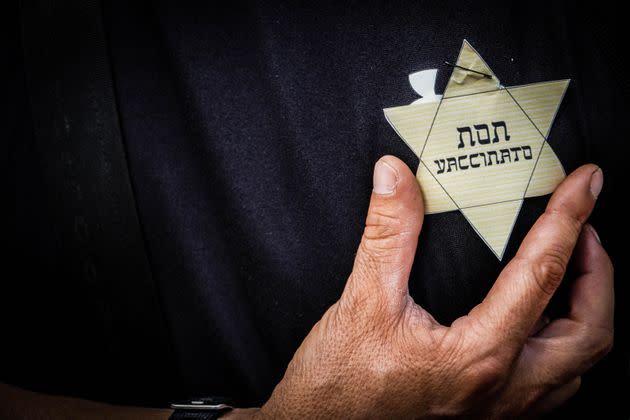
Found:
<box><xmin>435</xmin><ymin>159</ymin><xmax>446</xmax><ymax>174</ymax></box>
<box><xmin>474</xmin><ymin>124</ymin><xmax>491</xmax><ymax>145</ymax></box>
<box><xmin>469</xmin><ymin>153</ymin><xmax>481</xmax><ymax>168</ymax></box>
<box><xmin>487</xmin><ymin>150</ymin><xmax>501</xmax><ymax>165</ymax></box>
<box><xmin>458</xmin><ymin>155</ymin><xmax>469</xmax><ymax>170</ymax></box>
<box><xmin>457</xmin><ymin>126</ymin><xmax>473</xmax><ymax>149</ymax></box>
<box><xmin>510</xmin><ymin>147</ymin><xmax>521</xmax><ymax>161</ymax></box>
<box><xmin>432</xmin><ymin>145</ymin><xmax>536</xmax><ymax>174</ymax></box>
<box><xmin>491</xmin><ymin>121</ymin><xmax>510</xmax><ymax>143</ymax></box>
<box><xmin>447</xmin><ymin>157</ymin><xmax>458</xmax><ymax>172</ymax></box>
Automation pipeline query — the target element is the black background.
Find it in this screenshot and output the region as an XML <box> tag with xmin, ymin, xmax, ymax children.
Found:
<box><xmin>5</xmin><ymin>0</ymin><xmax>629</xmax><ymax>417</ymax></box>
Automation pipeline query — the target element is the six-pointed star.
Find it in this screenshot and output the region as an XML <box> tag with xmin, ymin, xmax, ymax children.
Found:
<box><xmin>384</xmin><ymin>40</ymin><xmax>569</xmax><ymax>260</ymax></box>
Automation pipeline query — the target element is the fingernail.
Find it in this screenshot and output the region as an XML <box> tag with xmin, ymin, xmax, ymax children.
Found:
<box><xmin>588</xmin><ymin>224</ymin><xmax>601</xmax><ymax>244</ymax></box>
<box><xmin>373</xmin><ymin>160</ymin><xmax>398</xmax><ymax>195</ymax></box>
<box><xmin>590</xmin><ymin>168</ymin><xmax>603</xmax><ymax>199</ymax></box>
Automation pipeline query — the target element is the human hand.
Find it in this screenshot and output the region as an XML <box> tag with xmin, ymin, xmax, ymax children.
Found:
<box><xmin>252</xmin><ymin>156</ymin><xmax>613</xmax><ymax>419</ymax></box>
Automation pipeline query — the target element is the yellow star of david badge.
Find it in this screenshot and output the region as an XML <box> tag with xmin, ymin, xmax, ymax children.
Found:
<box><xmin>384</xmin><ymin>40</ymin><xmax>569</xmax><ymax>260</ymax></box>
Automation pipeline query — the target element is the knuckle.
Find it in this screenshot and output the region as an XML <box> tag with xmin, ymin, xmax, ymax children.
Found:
<box><xmin>460</xmin><ymin>350</ymin><xmax>510</xmax><ymax>395</ymax></box>
<box><xmin>359</xmin><ymin>233</ymin><xmax>400</xmax><ymax>264</ymax></box>
<box><xmin>363</xmin><ymin>209</ymin><xmax>405</xmax><ymax>244</ymax></box>
<box><xmin>358</xmin><ymin>209</ymin><xmax>414</xmax><ymax>270</ymax></box>
<box><xmin>365</xmin><ymin>207</ymin><xmax>401</xmax><ymax>234</ymax></box>
<box><xmin>537</xmin><ymin>252</ymin><xmax>567</xmax><ymax>293</ymax></box>
<box><xmin>516</xmin><ymin>248</ymin><xmax>568</xmax><ymax>297</ymax></box>
<box><xmin>360</xmin><ymin>234</ymin><xmax>402</xmax><ymax>269</ymax></box>
<box><xmin>475</xmin><ymin>356</ymin><xmax>508</xmax><ymax>386</ymax></box>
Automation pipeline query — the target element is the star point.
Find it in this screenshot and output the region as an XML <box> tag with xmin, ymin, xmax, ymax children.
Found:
<box><xmin>384</xmin><ymin>41</ymin><xmax>569</xmax><ymax>260</ymax></box>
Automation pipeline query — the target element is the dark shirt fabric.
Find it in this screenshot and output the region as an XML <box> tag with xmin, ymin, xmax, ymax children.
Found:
<box><xmin>6</xmin><ymin>0</ymin><xmax>629</xmax><ymax>416</ymax></box>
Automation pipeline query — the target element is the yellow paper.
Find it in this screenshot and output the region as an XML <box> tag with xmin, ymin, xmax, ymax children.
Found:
<box><xmin>384</xmin><ymin>40</ymin><xmax>569</xmax><ymax>260</ymax></box>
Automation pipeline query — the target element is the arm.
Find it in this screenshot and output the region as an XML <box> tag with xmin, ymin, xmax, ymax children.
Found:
<box><xmin>0</xmin><ymin>383</ymin><xmax>173</xmax><ymax>420</ymax></box>
<box><xmin>0</xmin><ymin>383</ymin><xmax>265</xmax><ymax>419</ymax></box>
<box><xmin>2</xmin><ymin>157</ymin><xmax>613</xmax><ymax>419</ymax></box>
<box><xmin>258</xmin><ymin>157</ymin><xmax>613</xmax><ymax>418</ymax></box>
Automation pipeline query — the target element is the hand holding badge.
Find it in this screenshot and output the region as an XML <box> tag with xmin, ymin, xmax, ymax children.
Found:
<box><xmin>384</xmin><ymin>40</ymin><xmax>569</xmax><ymax>259</ymax></box>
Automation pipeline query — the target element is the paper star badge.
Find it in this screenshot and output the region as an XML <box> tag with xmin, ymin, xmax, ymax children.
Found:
<box><xmin>384</xmin><ymin>40</ymin><xmax>569</xmax><ymax>260</ymax></box>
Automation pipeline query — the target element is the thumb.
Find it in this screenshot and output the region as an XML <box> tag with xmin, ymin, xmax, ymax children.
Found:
<box><xmin>344</xmin><ymin>155</ymin><xmax>425</xmax><ymax>311</ymax></box>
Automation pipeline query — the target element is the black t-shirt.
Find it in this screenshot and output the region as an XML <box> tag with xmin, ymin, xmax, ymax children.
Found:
<box><xmin>6</xmin><ymin>0</ymin><xmax>629</xmax><ymax>416</ymax></box>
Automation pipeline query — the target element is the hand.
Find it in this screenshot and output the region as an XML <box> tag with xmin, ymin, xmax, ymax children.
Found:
<box><xmin>255</xmin><ymin>156</ymin><xmax>614</xmax><ymax>418</ymax></box>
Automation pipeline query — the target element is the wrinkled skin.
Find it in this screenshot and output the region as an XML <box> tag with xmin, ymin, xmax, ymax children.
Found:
<box><xmin>238</xmin><ymin>156</ymin><xmax>613</xmax><ymax>419</ymax></box>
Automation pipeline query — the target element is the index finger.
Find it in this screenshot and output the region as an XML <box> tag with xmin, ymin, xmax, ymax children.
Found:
<box><xmin>471</xmin><ymin>164</ymin><xmax>603</xmax><ymax>348</ymax></box>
